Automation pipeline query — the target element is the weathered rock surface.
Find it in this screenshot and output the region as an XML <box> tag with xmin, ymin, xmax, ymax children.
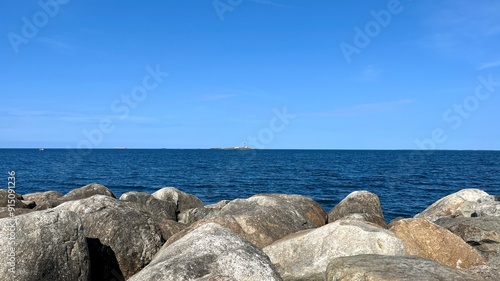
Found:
<box><xmin>218</xmin><ymin>194</ymin><xmax>326</xmax><ymax>228</ymax></box>
<box><xmin>128</xmin><ymin>223</ymin><xmax>282</xmax><ymax>281</ymax></box>
<box><xmin>152</xmin><ymin>187</ymin><xmax>204</xmax><ymax>213</ymax></box>
<box><xmin>178</xmin><ymin>200</ymin><xmax>231</xmax><ymax>225</ymax></box>
<box><xmin>0</xmin><ymin>190</ymin><xmax>30</xmax><ymax>208</ymax></box>
<box><xmin>120</xmin><ymin>191</ymin><xmax>177</xmax><ymax>221</ymax></box>
<box><xmin>415</xmin><ymin>189</ymin><xmax>490</xmax><ymax>222</ymax></box>
<box><xmin>23</xmin><ymin>190</ymin><xmax>64</xmax><ymax>203</ymax></box>
<box><xmin>156</xmin><ymin>219</ymin><xmax>187</xmax><ymax>241</ymax></box>
<box><xmin>60</xmin><ymin>183</ymin><xmax>116</xmax><ymax>201</ymax></box>
<box><xmin>325</xmin><ymin>254</ymin><xmax>478</xmax><ymax>281</ymax></box>
<box><xmin>167</xmin><ymin>194</ymin><xmax>325</xmax><ymax>248</ymax></box>
<box><xmin>32</xmin><ymin>183</ymin><xmax>117</xmax><ymax>210</ymax></box>
<box><xmin>391</xmin><ymin>218</ymin><xmax>485</xmax><ymax>269</ymax></box>
<box><xmin>436</xmin><ymin>216</ymin><xmax>500</xmax><ymax>263</ymax></box>
<box><xmin>475</xmin><ymin>196</ymin><xmax>500</xmax><ymax>217</ymax></box>
<box><xmin>466</xmin><ymin>263</ymin><xmax>500</xmax><ymax>281</ymax></box>
<box><xmin>263</xmin><ymin>219</ymin><xmax>405</xmax><ymax>280</ymax></box>
<box><xmin>0</xmin><ymin>210</ymin><xmax>90</xmax><ymax>281</ymax></box>
<box><xmin>328</xmin><ymin>190</ymin><xmax>387</xmax><ymax>228</ymax></box>
<box><xmin>55</xmin><ymin>195</ymin><xmax>163</xmax><ymax>279</ymax></box>
<box><xmin>0</xmin><ymin>207</ymin><xmax>34</xmax><ymax>218</ymax></box>
<box><xmin>257</xmin><ymin>194</ymin><xmax>327</xmax><ymax>227</ymax></box>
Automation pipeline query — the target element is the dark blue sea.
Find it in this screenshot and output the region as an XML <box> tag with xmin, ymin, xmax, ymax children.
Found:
<box><xmin>1</xmin><ymin>149</ymin><xmax>499</xmax><ymax>221</ymax></box>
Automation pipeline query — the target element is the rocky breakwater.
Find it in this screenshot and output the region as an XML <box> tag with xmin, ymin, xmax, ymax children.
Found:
<box><xmin>0</xmin><ymin>185</ymin><xmax>499</xmax><ymax>280</ymax></box>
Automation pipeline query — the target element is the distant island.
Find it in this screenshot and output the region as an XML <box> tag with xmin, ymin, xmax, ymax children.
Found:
<box><xmin>210</xmin><ymin>144</ymin><xmax>253</xmax><ymax>150</ymax></box>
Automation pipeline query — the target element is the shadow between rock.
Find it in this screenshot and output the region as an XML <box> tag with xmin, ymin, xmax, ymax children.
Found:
<box><xmin>86</xmin><ymin>237</ymin><xmax>125</xmax><ymax>281</ymax></box>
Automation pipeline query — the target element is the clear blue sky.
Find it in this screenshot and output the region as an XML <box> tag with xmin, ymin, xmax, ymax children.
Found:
<box><xmin>1</xmin><ymin>0</ymin><xmax>499</xmax><ymax>149</ymax></box>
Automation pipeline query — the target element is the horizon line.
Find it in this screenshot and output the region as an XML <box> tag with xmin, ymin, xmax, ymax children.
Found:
<box><xmin>1</xmin><ymin>148</ymin><xmax>499</xmax><ymax>151</ymax></box>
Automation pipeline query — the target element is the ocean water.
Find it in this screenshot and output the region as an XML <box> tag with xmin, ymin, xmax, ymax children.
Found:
<box><xmin>1</xmin><ymin>149</ymin><xmax>499</xmax><ymax>221</ymax></box>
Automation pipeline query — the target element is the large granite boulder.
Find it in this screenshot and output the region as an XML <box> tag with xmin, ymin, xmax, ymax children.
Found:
<box><xmin>415</xmin><ymin>189</ymin><xmax>490</xmax><ymax>222</ymax></box>
<box><xmin>55</xmin><ymin>195</ymin><xmax>163</xmax><ymax>279</ymax></box>
<box><xmin>263</xmin><ymin>219</ymin><xmax>405</xmax><ymax>280</ymax></box>
<box><xmin>177</xmin><ymin>200</ymin><xmax>230</xmax><ymax>225</ymax></box>
<box><xmin>0</xmin><ymin>208</ymin><xmax>34</xmax><ymax>218</ymax></box>
<box><xmin>0</xmin><ymin>190</ymin><xmax>32</xmax><ymax>208</ymax></box>
<box><xmin>475</xmin><ymin>196</ymin><xmax>500</xmax><ymax>217</ymax></box>
<box><xmin>33</xmin><ymin>183</ymin><xmax>116</xmax><ymax>210</ymax></box>
<box><xmin>218</xmin><ymin>194</ymin><xmax>326</xmax><ymax>228</ymax></box>
<box><xmin>257</xmin><ymin>194</ymin><xmax>327</xmax><ymax>227</ymax></box>
<box><xmin>0</xmin><ymin>210</ymin><xmax>90</xmax><ymax>281</ymax></box>
<box><xmin>120</xmin><ymin>191</ymin><xmax>177</xmax><ymax>221</ymax></box>
<box><xmin>466</xmin><ymin>263</ymin><xmax>500</xmax><ymax>281</ymax></box>
<box><xmin>23</xmin><ymin>190</ymin><xmax>64</xmax><ymax>203</ymax></box>
<box><xmin>327</xmin><ymin>190</ymin><xmax>387</xmax><ymax>228</ymax></box>
<box><xmin>325</xmin><ymin>254</ymin><xmax>477</xmax><ymax>281</ymax></box>
<box><xmin>61</xmin><ymin>183</ymin><xmax>116</xmax><ymax>201</ymax></box>
<box><xmin>390</xmin><ymin>218</ymin><xmax>485</xmax><ymax>269</ymax></box>
<box><xmin>128</xmin><ymin>223</ymin><xmax>282</xmax><ymax>281</ymax></box>
<box><xmin>436</xmin><ymin>216</ymin><xmax>500</xmax><ymax>263</ymax></box>
<box><xmin>155</xmin><ymin>219</ymin><xmax>186</xmax><ymax>241</ymax></box>
<box><xmin>152</xmin><ymin>187</ymin><xmax>204</xmax><ymax>214</ymax></box>
<box><xmin>166</xmin><ymin>194</ymin><xmax>325</xmax><ymax>248</ymax></box>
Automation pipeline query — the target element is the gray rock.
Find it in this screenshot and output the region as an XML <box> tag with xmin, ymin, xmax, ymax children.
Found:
<box><xmin>128</xmin><ymin>223</ymin><xmax>282</xmax><ymax>281</ymax></box>
<box><xmin>435</xmin><ymin>217</ymin><xmax>500</xmax><ymax>263</ymax></box>
<box><xmin>325</xmin><ymin>255</ymin><xmax>478</xmax><ymax>281</ymax></box>
<box><xmin>0</xmin><ymin>210</ymin><xmax>90</xmax><ymax>281</ymax></box>
<box><xmin>466</xmin><ymin>263</ymin><xmax>500</xmax><ymax>281</ymax></box>
<box><xmin>55</xmin><ymin>195</ymin><xmax>163</xmax><ymax>279</ymax></box>
<box><xmin>120</xmin><ymin>191</ymin><xmax>177</xmax><ymax>221</ymax></box>
<box><xmin>415</xmin><ymin>189</ymin><xmax>490</xmax><ymax>222</ymax></box>
<box><xmin>156</xmin><ymin>219</ymin><xmax>187</xmax><ymax>241</ymax></box>
<box><xmin>178</xmin><ymin>200</ymin><xmax>231</xmax><ymax>225</ymax></box>
<box><xmin>60</xmin><ymin>183</ymin><xmax>116</xmax><ymax>201</ymax></box>
<box><xmin>168</xmin><ymin>194</ymin><xmax>325</xmax><ymax>248</ymax></box>
<box><xmin>0</xmin><ymin>190</ymin><xmax>29</xmax><ymax>208</ymax></box>
<box><xmin>23</xmin><ymin>191</ymin><xmax>63</xmax><ymax>210</ymax></box>
<box><xmin>32</xmin><ymin>184</ymin><xmax>117</xmax><ymax>210</ymax></box>
<box><xmin>263</xmin><ymin>219</ymin><xmax>405</xmax><ymax>280</ymax></box>
<box><xmin>152</xmin><ymin>187</ymin><xmax>204</xmax><ymax>213</ymax></box>
<box><xmin>475</xmin><ymin>196</ymin><xmax>500</xmax><ymax>217</ymax></box>
<box><xmin>328</xmin><ymin>190</ymin><xmax>387</xmax><ymax>228</ymax></box>
<box><xmin>218</xmin><ymin>194</ymin><xmax>326</xmax><ymax>228</ymax></box>
<box><xmin>257</xmin><ymin>194</ymin><xmax>327</xmax><ymax>227</ymax></box>
<box><xmin>23</xmin><ymin>190</ymin><xmax>64</xmax><ymax>202</ymax></box>
<box><xmin>0</xmin><ymin>207</ymin><xmax>34</xmax><ymax>218</ymax></box>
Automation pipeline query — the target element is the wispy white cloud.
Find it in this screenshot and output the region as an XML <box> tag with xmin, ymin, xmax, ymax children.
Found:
<box><xmin>304</xmin><ymin>99</ymin><xmax>416</xmax><ymax>118</ymax></box>
<box><xmin>358</xmin><ymin>65</ymin><xmax>382</xmax><ymax>82</ymax></box>
<box><xmin>249</xmin><ymin>0</ymin><xmax>291</xmax><ymax>8</ymax></box>
<box><xmin>198</xmin><ymin>94</ymin><xmax>238</xmax><ymax>102</ymax></box>
<box><xmin>477</xmin><ymin>60</ymin><xmax>500</xmax><ymax>70</ymax></box>
<box><xmin>0</xmin><ymin>109</ymin><xmax>68</xmax><ymax>118</ymax></box>
<box><xmin>60</xmin><ymin>115</ymin><xmax>156</xmax><ymax>124</ymax></box>
<box><xmin>1</xmin><ymin>109</ymin><xmax>155</xmax><ymax>124</ymax></box>
<box><xmin>420</xmin><ymin>1</ymin><xmax>500</xmax><ymax>65</ymax></box>
<box><xmin>37</xmin><ymin>37</ymin><xmax>74</xmax><ymax>55</ymax></box>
